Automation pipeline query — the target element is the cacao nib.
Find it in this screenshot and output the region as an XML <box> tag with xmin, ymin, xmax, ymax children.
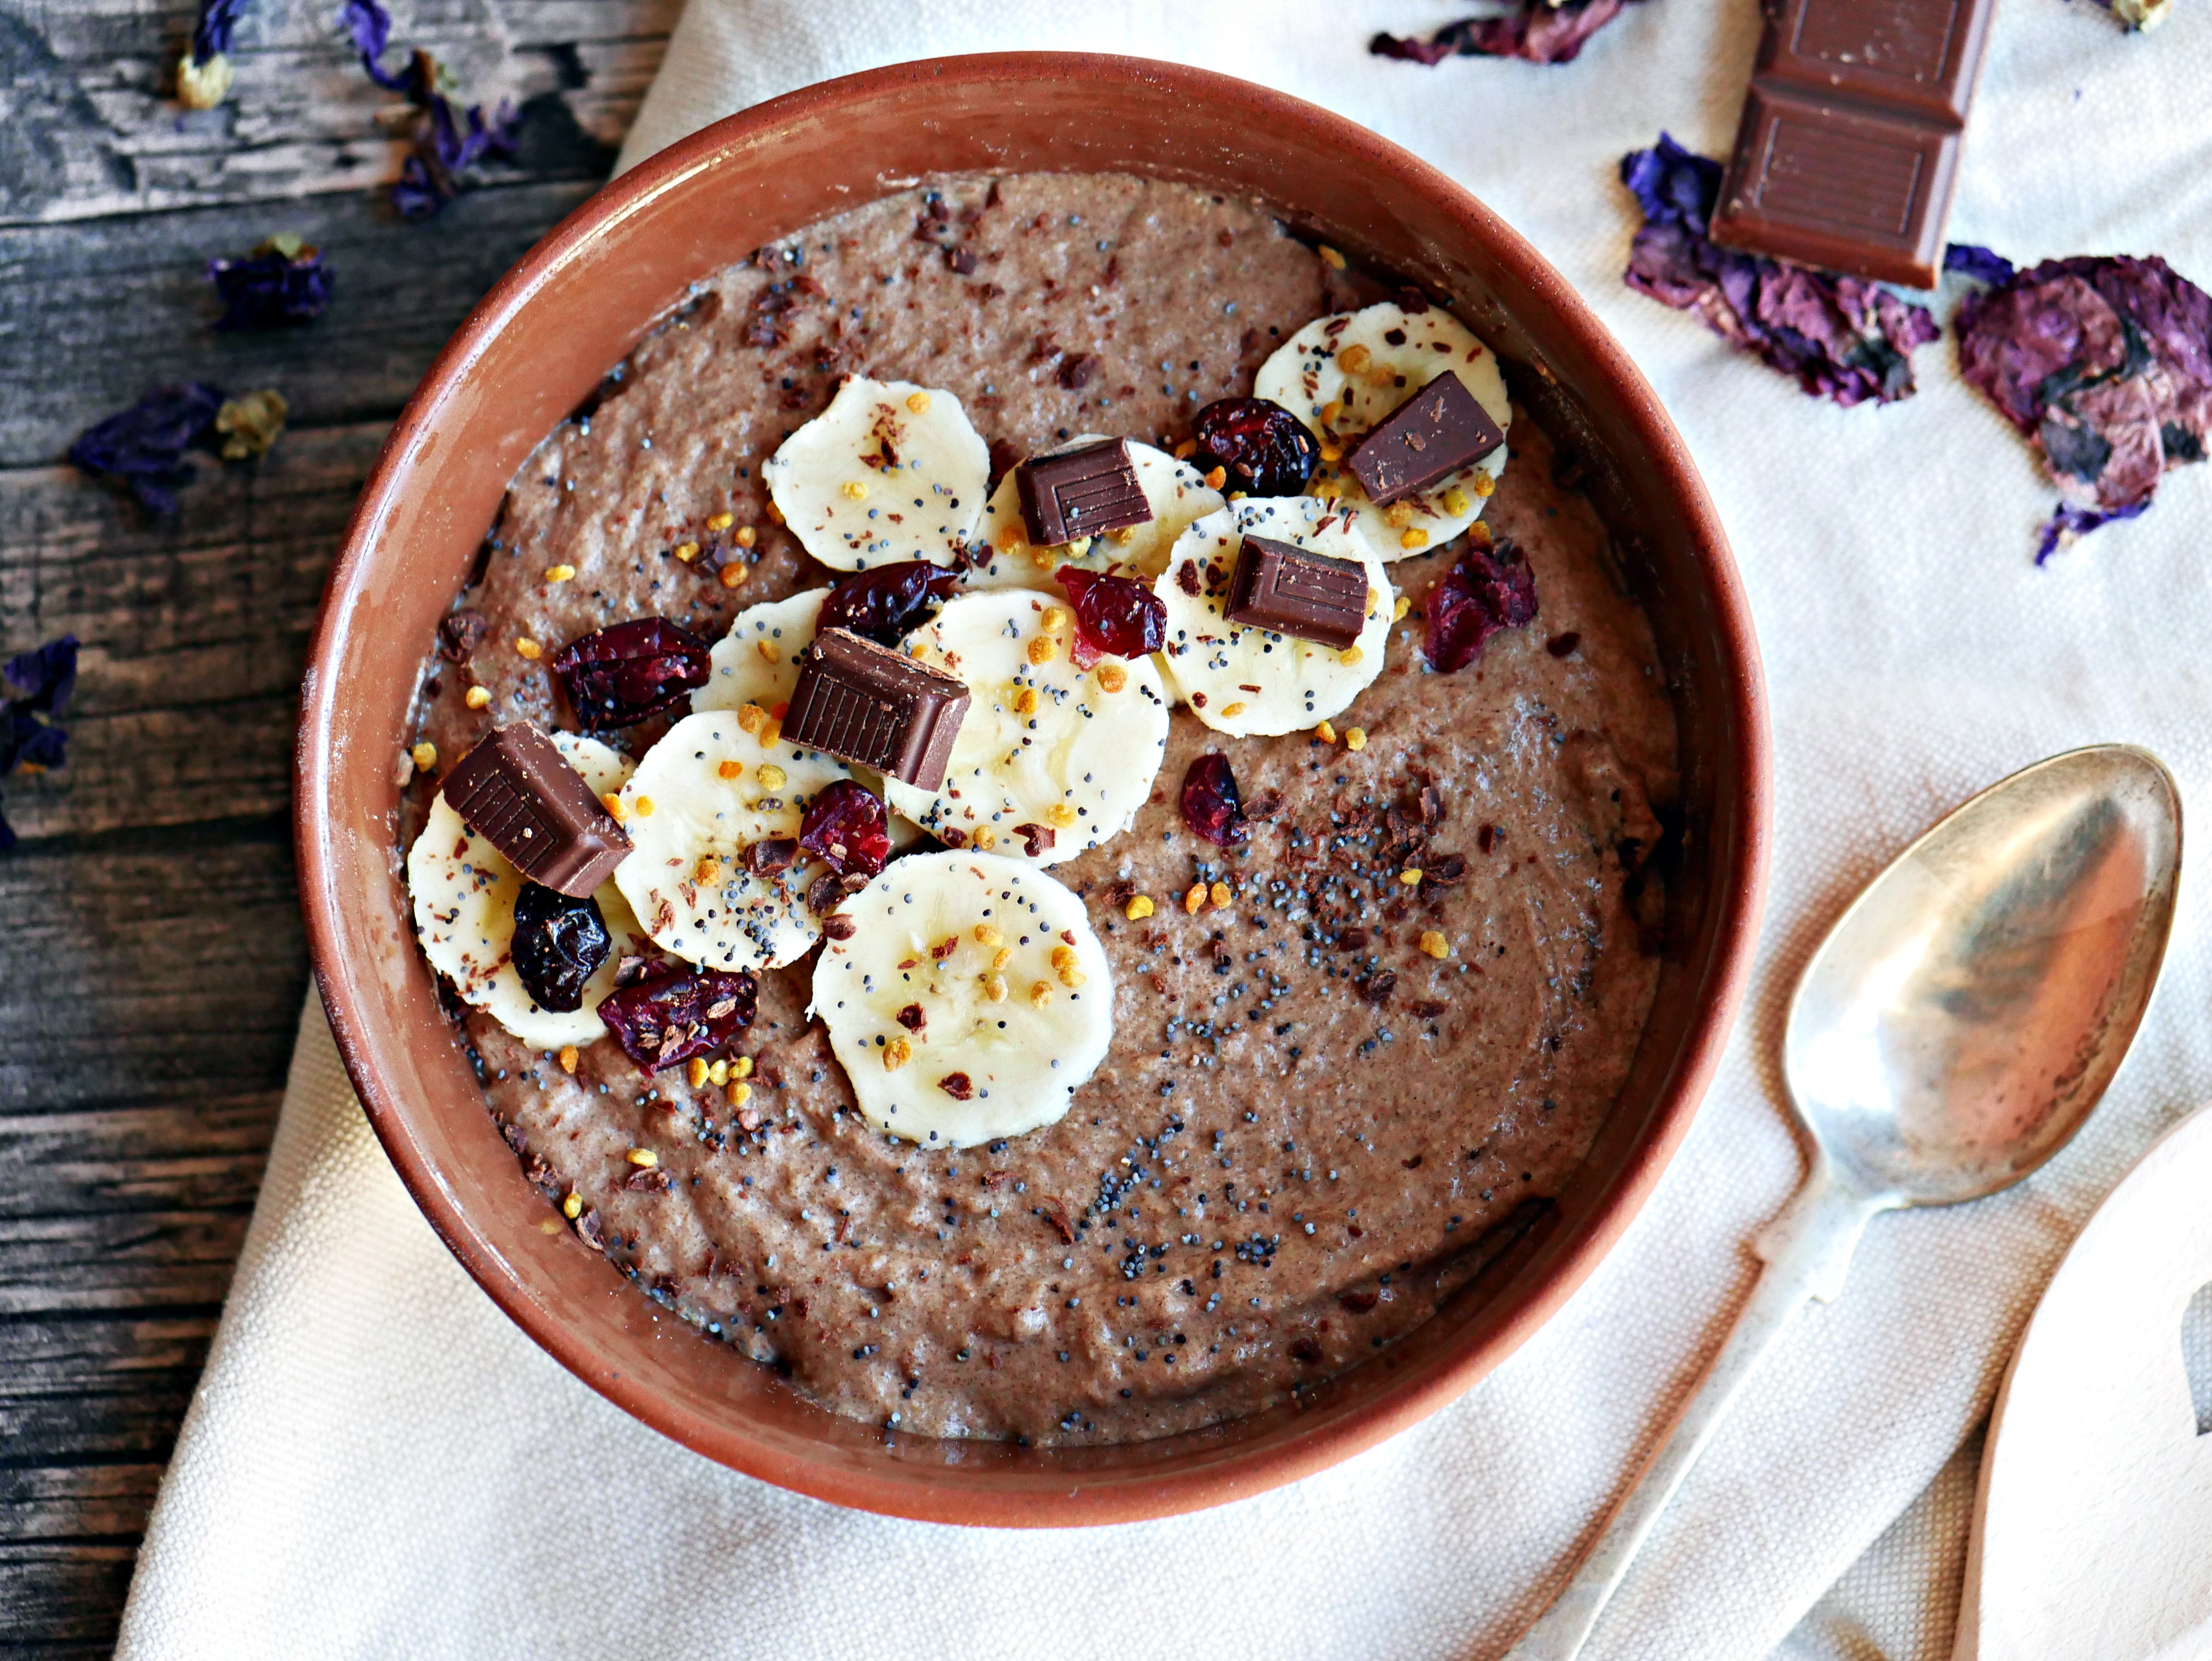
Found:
<box><xmin>1425</xmin><ymin>540</ymin><xmax>1538</xmax><ymax>672</ymax></box>
<box><xmin>572</xmin><ymin>1207</ymin><xmax>606</xmax><ymax>1252</ymax></box>
<box><xmin>509</xmin><ymin>882</ymin><xmax>611</xmax><ymax>1013</ymax></box>
<box><xmin>1190</xmin><ymin>397</ymin><xmax>1319</xmax><ymax>496</ymax></box>
<box><xmin>821</xmin><ymin>912</ymin><xmax>857</xmax><ymax>941</ymax></box>
<box><xmin>1180</xmin><ymin>752</ymin><xmax>1247</xmax><ymax>846</ymax></box>
<box><xmin>896</xmin><ymin>1002</ymin><xmax>927</xmax><ymax>1031</ymax></box>
<box><xmin>939</xmin><ymin>1071</ymin><xmax>975</xmax><ymax>1100</ymax></box>
<box><xmin>805</xmin><ymin>870</ymin><xmax>844</xmax><ymax>913</ymax></box>
<box><xmin>551</xmin><ymin>619</ymin><xmax>712</xmax><ymax>729</ymax></box>
<box><xmin>798</xmin><ymin>778</ymin><xmax>891</xmax><ymax>877</ymax></box>
<box><xmin>438</xmin><ymin>608</ymin><xmax>489</xmax><ymax>662</ymax></box>
<box><xmin>817</xmin><ymin>561</ymin><xmax>962</xmax><ymax>648</ymax></box>
<box><xmin>596</xmin><ymin>966</ymin><xmax>757</xmax><ymax>1074</ymax></box>
<box><xmin>1054</xmin><ymin>567</ymin><xmax>1167</xmax><ymax>669</ymax></box>
<box><xmin>742</xmin><ymin>837</ymin><xmax>798</xmax><ymax>875</ymax></box>
<box><xmin>1056</xmin><ymin>352</ymin><xmax>1104</xmax><ymax>390</ymax></box>
<box><xmin>1012</xmin><ymin>822</ymin><xmax>1056</xmax><ymax>858</ymax></box>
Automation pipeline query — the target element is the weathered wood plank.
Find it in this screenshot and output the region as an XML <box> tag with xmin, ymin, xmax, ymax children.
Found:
<box><xmin>0</xmin><ymin>1314</ymin><xmax>222</xmax><ymax>1394</ymax></box>
<box><xmin>2</xmin><ymin>0</ymin><xmax>672</xmax><ymax>225</ymax></box>
<box><xmin>0</xmin><ymin>421</ymin><xmax>382</xmax><ymax>836</ymax></box>
<box><xmin>0</xmin><ymin>1095</ymin><xmax>279</xmax><ymax>1217</ymax></box>
<box><xmin>0</xmin><ymin>1213</ymin><xmax>248</xmax><ymax>1314</ymax></box>
<box><xmin>0</xmin><ymin>1466</ymin><xmax>163</xmax><ymax>1545</ymax></box>
<box><xmin>0</xmin><ymin>823</ymin><xmax>308</xmax><ymax>1112</ymax></box>
<box><xmin>0</xmin><ymin>1382</ymin><xmax>201</xmax><ymax>1464</ymax></box>
<box><xmin>0</xmin><ymin>177</ymin><xmax>600</xmax><ymax>468</ymax></box>
<box><xmin>0</xmin><ymin>1544</ymin><xmax>140</xmax><ymax>1643</ymax></box>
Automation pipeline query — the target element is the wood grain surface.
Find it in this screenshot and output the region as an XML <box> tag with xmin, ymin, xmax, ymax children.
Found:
<box><xmin>0</xmin><ymin>0</ymin><xmax>665</xmax><ymax>1644</ymax></box>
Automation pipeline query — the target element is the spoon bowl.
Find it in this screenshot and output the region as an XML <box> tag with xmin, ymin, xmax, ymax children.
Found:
<box><xmin>1509</xmin><ymin>743</ymin><xmax>2182</xmax><ymax>1661</ymax></box>
<box><xmin>1784</xmin><ymin>744</ymin><xmax>2182</xmax><ymax>1208</ymax></box>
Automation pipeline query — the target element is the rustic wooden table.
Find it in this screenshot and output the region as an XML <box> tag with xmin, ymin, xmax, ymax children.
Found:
<box><xmin>0</xmin><ymin>0</ymin><xmax>670</xmax><ymax>1645</ymax></box>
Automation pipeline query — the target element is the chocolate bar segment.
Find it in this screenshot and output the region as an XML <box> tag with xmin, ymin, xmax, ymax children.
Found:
<box><xmin>1015</xmin><ymin>439</ymin><xmax>1153</xmax><ymax>547</ymax></box>
<box><xmin>1344</xmin><ymin>372</ymin><xmax>1505</xmax><ymax>507</ymax></box>
<box><xmin>1708</xmin><ymin>0</ymin><xmax>1993</xmax><ymax>288</ymax></box>
<box><xmin>782</xmin><ymin>628</ymin><xmax>971</xmax><ymax>791</ymax></box>
<box><xmin>1226</xmin><ymin>535</ymin><xmax>1369</xmax><ymax>650</ymax></box>
<box><xmin>440</xmin><ymin>724</ymin><xmax>632</xmax><ymax>898</ymax></box>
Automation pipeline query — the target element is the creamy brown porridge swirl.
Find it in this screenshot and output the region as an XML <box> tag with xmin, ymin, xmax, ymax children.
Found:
<box><xmin>404</xmin><ymin>172</ymin><xmax>1677</xmax><ymax>1443</ymax></box>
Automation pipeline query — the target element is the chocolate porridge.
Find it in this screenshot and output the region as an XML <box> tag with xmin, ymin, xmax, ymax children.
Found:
<box><xmin>403</xmin><ymin>173</ymin><xmax>1678</xmax><ymax>1444</ymax></box>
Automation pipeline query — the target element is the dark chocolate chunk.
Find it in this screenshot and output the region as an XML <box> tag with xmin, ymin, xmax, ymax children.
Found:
<box><xmin>1014</xmin><ymin>439</ymin><xmax>1152</xmax><ymax>547</ymax></box>
<box><xmin>440</xmin><ymin>724</ymin><xmax>632</xmax><ymax>898</ymax></box>
<box><xmin>1225</xmin><ymin>534</ymin><xmax>1369</xmax><ymax>650</ymax></box>
<box><xmin>781</xmin><ymin>628</ymin><xmax>971</xmax><ymax>791</ymax></box>
<box><xmin>1344</xmin><ymin>372</ymin><xmax>1504</xmax><ymax>506</ymax></box>
<box><xmin>1706</xmin><ymin>0</ymin><xmax>1994</xmax><ymax>289</ymax></box>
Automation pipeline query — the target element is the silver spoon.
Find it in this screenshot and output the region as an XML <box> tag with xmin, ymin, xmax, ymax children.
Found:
<box><xmin>1507</xmin><ymin>743</ymin><xmax>2182</xmax><ymax>1661</ymax></box>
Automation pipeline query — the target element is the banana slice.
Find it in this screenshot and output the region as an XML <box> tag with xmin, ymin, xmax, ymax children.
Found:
<box><xmin>763</xmin><ymin>377</ymin><xmax>988</xmax><ymax>571</ymax></box>
<box><xmin>695</xmin><ymin>587</ymin><xmax>826</xmax><ymax>716</ymax></box>
<box><xmin>1253</xmin><ymin>301</ymin><xmax>1511</xmax><ymax>565</ymax></box>
<box><xmin>881</xmin><ymin>589</ymin><xmax>1170</xmax><ymax>864</ymax></box>
<box><xmin>1154</xmin><ymin>497</ymin><xmax>1395</xmax><ymax>738</ymax></box>
<box><xmin>612</xmin><ymin>710</ymin><xmax>856</xmax><ymax>971</ymax></box>
<box><xmin>408</xmin><ymin>732</ymin><xmax>646</xmax><ymax>1050</ymax></box>
<box><xmin>811</xmin><ymin>851</ymin><xmax>1112</xmax><ymax>1147</ymax></box>
<box><xmin>964</xmin><ymin>437</ymin><xmax>1224</xmax><ymax>591</ymax></box>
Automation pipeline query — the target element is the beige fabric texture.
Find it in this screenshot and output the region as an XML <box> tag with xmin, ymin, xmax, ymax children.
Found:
<box><xmin>118</xmin><ymin>3</ymin><xmax>2212</xmax><ymax>1657</ymax></box>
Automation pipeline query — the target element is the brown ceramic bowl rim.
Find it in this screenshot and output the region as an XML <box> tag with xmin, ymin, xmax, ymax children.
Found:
<box><xmin>298</xmin><ymin>52</ymin><xmax>1769</xmax><ymax>1527</ymax></box>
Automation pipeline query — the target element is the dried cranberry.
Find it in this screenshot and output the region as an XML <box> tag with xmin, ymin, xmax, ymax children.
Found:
<box><xmin>596</xmin><ymin>966</ymin><xmax>757</xmax><ymax>1075</ymax></box>
<box><xmin>1191</xmin><ymin>397</ymin><xmax>1320</xmax><ymax>496</ymax></box>
<box><xmin>1054</xmin><ymin>567</ymin><xmax>1166</xmax><ymax>669</ymax></box>
<box><xmin>798</xmin><ymin>779</ymin><xmax>891</xmax><ymax>877</ymax></box>
<box><xmin>817</xmin><ymin>561</ymin><xmax>961</xmax><ymax>648</ymax></box>
<box><xmin>1180</xmin><ymin>752</ymin><xmax>1247</xmax><ymax>846</ymax></box>
<box><xmin>551</xmin><ymin>619</ymin><xmax>711</xmax><ymax>729</ymax></box>
<box><xmin>1424</xmin><ymin>539</ymin><xmax>1538</xmax><ymax>672</ymax></box>
<box><xmin>509</xmin><ymin>882</ymin><xmax>611</xmax><ymax>1013</ymax></box>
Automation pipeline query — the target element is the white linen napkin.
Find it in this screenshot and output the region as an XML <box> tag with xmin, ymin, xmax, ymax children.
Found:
<box><xmin>117</xmin><ymin>4</ymin><xmax>2212</xmax><ymax>1658</ymax></box>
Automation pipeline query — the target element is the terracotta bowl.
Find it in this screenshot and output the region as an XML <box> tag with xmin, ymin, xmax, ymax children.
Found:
<box><xmin>298</xmin><ymin>53</ymin><xmax>1768</xmax><ymax>1527</ymax></box>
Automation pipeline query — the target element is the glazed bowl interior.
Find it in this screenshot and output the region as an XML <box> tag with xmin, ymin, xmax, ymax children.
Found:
<box><xmin>299</xmin><ymin>53</ymin><xmax>1766</xmax><ymax>1527</ymax></box>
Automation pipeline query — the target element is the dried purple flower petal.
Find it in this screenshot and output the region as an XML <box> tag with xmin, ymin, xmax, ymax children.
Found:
<box><xmin>67</xmin><ymin>384</ymin><xmax>226</xmax><ymax>513</ymax></box>
<box><xmin>1</xmin><ymin>634</ymin><xmax>79</xmax><ymax>855</ymax></box>
<box><xmin>1943</xmin><ymin>242</ymin><xmax>2016</xmax><ymax>287</ymax></box>
<box><xmin>209</xmin><ymin>235</ymin><xmax>333</xmax><ymax>330</ymax></box>
<box><xmin>1956</xmin><ymin>253</ymin><xmax>2212</xmax><ymax>558</ymax></box>
<box><xmin>391</xmin><ymin>94</ymin><xmax>519</xmax><ymax>220</ymax></box>
<box><xmin>343</xmin><ymin>0</ymin><xmax>517</xmax><ymax>217</ymax></box>
<box><xmin>1619</xmin><ymin>134</ymin><xmax>1939</xmax><ymax>409</ymax></box>
<box><xmin>1371</xmin><ymin>0</ymin><xmax>1642</xmax><ymax>66</ymax></box>
<box><xmin>191</xmin><ymin>0</ymin><xmax>248</xmax><ymax>65</ymax></box>
<box><xmin>342</xmin><ymin>0</ymin><xmax>415</xmax><ymax>92</ymax></box>
<box><xmin>176</xmin><ymin>0</ymin><xmax>246</xmax><ymax>107</ymax></box>
<box><xmin>2035</xmin><ymin>500</ymin><xmax>2150</xmax><ymax>566</ymax></box>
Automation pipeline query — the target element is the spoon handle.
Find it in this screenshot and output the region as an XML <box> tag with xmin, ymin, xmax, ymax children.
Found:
<box><xmin>1502</xmin><ymin>1168</ymin><xmax>1887</xmax><ymax>1661</ymax></box>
